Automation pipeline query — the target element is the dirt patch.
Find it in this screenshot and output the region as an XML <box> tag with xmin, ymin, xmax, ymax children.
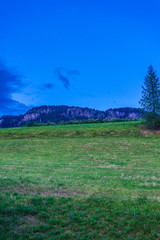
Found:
<box><xmin>82</xmin><ymin>143</ymin><xmax>98</xmax><ymax>148</ymax></box>
<box><xmin>4</xmin><ymin>185</ymin><xmax>83</xmax><ymax>198</ymax></box>
<box><xmin>140</xmin><ymin>130</ymin><xmax>153</xmax><ymax>136</ymax></box>
<box><xmin>41</xmin><ymin>190</ymin><xmax>83</xmax><ymax>197</ymax></box>
<box><xmin>15</xmin><ymin>186</ymin><xmax>38</xmax><ymax>196</ymax></box>
<box><xmin>108</xmin><ymin>131</ymin><xmax>115</xmax><ymax>136</ymax></box>
<box><xmin>140</xmin><ymin>129</ymin><xmax>160</xmax><ymax>136</ymax></box>
<box><xmin>99</xmin><ymin>164</ymin><xmax>120</xmax><ymax>169</ymax></box>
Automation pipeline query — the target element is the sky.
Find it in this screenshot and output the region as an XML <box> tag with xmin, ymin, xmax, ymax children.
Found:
<box><xmin>0</xmin><ymin>0</ymin><xmax>160</xmax><ymax>116</ymax></box>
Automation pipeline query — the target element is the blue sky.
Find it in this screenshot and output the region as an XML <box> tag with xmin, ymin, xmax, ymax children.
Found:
<box><xmin>0</xmin><ymin>0</ymin><xmax>160</xmax><ymax>116</ymax></box>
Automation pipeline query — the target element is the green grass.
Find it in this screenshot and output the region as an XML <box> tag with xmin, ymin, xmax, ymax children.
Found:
<box><xmin>1</xmin><ymin>121</ymin><xmax>160</xmax><ymax>239</ymax></box>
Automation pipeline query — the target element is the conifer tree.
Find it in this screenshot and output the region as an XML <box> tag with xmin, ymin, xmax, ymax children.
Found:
<box><xmin>140</xmin><ymin>65</ymin><xmax>160</xmax><ymax>129</ymax></box>
<box><xmin>139</xmin><ymin>65</ymin><xmax>160</xmax><ymax>114</ymax></box>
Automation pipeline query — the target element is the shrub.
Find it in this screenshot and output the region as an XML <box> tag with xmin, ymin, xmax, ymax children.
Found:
<box><xmin>145</xmin><ymin>112</ymin><xmax>160</xmax><ymax>130</ymax></box>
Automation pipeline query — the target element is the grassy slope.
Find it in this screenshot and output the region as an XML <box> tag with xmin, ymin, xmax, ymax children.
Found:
<box><xmin>0</xmin><ymin>121</ymin><xmax>160</xmax><ymax>239</ymax></box>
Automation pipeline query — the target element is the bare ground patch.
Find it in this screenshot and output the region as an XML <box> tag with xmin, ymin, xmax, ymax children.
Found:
<box><xmin>140</xmin><ymin>129</ymin><xmax>160</xmax><ymax>136</ymax></box>
<box><xmin>64</xmin><ymin>132</ymin><xmax>75</xmax><ymax>137</ymax></box>
<box><xmin>2</xmin><ymin>185</ymin><xmax>84</xmax><ymax>198</ymax></box>
<box><xmin>98</xmin><ymin>164</ymin><xmax>120</xmax><ymax>169</ymax></box>
<box><xmin>42</xmin><ymin>189</ymin><xmax>83</xmax><ymax>197</ymax></box>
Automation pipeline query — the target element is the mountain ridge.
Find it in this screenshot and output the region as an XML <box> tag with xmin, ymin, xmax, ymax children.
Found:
<box><xmin>0</xmin><ymin>105</ymin><xmax>144</xmax><ymax>128</ymax></box>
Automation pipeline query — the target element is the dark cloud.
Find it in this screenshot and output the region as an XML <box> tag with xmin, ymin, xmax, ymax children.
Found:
<box><xmin>0</xmin><ymin>60</ymin><xmax>29</xmax><ymax>116</ymax></box>
<box><xmin>42</xmin><ymin>83</ymin><xmax>55</xmax><ymax>90</ymax></box>
<box><xmin>0</xmin><ymin>99</ymin><xmax>29</xmax><ymax>116</ymax></box>
<box><xmin>56</xmin><ymin>67</ymin><xmax>79</xmax><ymax>89</ymax></box>
<box><xmin>56</xmin><ymin>67</ymin><xmax>70</xmax><ymax>89</ymax></box>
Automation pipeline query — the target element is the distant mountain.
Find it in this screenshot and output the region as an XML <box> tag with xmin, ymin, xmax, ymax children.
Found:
<box><xmin>0</xmin><ymin>105</ymin><xmax>144</xmax><ymax>128</ymax></box>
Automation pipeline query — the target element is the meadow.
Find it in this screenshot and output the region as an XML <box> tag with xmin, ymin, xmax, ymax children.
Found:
<box><xmin>1</xmin><ymin>121</ymin><xmax>160</xmax><ymax>240</ymax></box>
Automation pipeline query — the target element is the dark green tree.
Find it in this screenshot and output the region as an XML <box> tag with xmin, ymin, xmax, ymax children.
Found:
<box><xmin>139</xmin><ymin>65</ymin><xmax>160</xmax><ymax>113</ymax></box>
<box><xmin>139</xmin><ymin>65</ymin><xmax>160</xmax><ymax>129</ymax></box>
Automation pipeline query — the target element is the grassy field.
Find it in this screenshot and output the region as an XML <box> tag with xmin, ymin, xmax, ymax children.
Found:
<box><xmin>1</xmin><ymin>121</ymin><xmax>160</xmax><ymax>239</ymax></box>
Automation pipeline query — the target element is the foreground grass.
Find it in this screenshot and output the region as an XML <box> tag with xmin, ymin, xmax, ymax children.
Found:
<box><xmin>0</xmin><ymin>121</ymin><xmax>160</xmax><ymax>239</ymax></box>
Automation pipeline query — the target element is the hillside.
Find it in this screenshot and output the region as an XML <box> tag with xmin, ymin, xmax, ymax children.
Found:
<box><xmin>1</xmin><ymin>121</ymin><xmax>160</xmax><ymax>239</ymax></box>
<box><xmin>0</xmin><ymin>105</ymin><xmax>143</xmax><ymax>128</ymax></box>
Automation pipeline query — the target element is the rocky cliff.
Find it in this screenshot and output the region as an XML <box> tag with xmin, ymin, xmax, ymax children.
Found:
<box><xmin>0</xmin><ymin>105</ymin><xmax>143</xmax><ymax>128</ymax></box>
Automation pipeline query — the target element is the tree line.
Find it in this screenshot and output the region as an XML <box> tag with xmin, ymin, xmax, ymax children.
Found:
<box><xmin>25</xmin><ymin>118</ymin><xmax>139</xmax><ymax>127</ymax></box>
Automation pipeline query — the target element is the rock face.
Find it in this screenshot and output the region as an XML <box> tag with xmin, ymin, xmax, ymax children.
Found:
<box><xmin>0</xmin><ymin>105</ymin><xmax>144</xmax><ymax>128</ymax></box>
<box><xmin>105</xmin><ymin>108</ymin><xmax>143</xmax><ymax>120</ymax></box>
